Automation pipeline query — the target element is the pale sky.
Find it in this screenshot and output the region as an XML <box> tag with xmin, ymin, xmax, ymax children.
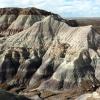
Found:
<box><xmin>0</xmin><ymin>0</ymin><xmax>100</xmax><ymax>17</ymax></box>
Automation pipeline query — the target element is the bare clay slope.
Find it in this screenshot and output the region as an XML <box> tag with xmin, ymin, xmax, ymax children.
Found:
<box><xmin>0</xmin><ymin>15</ymin><xmax>99</xmax><ymax>91</ymax></box>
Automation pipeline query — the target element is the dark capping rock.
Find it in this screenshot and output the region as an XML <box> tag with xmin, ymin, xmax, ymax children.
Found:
<box><xmin>66</xmin><ymin>20</ymin><xmax>79</xmax><ymax>27</ymax></box>
<box><xmin>0</xmin><ymin>7</ymin><xmax>57</xmax><ymax>16</ymax></box>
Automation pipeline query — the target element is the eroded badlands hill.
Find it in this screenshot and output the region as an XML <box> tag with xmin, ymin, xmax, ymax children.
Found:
<box><xmin>0</xmin><ymin>8</ymin><xmax>100</xmax><ymax>100</ymax></box>
<box><xmin>0</xmin><ymin>7</ymin><xmax>60</xmax><ymax>37</ymax></box>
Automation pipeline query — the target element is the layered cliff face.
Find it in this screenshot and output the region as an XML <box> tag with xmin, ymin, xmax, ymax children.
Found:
<box><xmin>0</xmin><ymin>7</ymin><xmax>100</xmax><ymax>99</ymax></box>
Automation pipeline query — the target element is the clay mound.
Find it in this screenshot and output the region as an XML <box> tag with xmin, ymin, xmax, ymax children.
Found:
<box><xmin>28</xmin><ymin>24</ymin><xmax>100</xmax><ymax>91</ymax></box>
